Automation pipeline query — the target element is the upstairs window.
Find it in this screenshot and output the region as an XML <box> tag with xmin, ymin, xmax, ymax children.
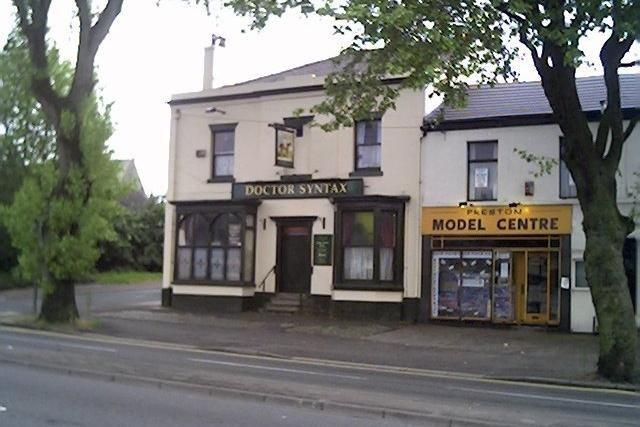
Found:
<box><xmin>210</xmin><ymin>123</ymin><xmax>237</xmax><ymax>180</ymax></box>
<box><xmin>560</xmin><ymin>160</ymin><xmax>577</xmax><ymax>198</ymax></box>
<box><xmin>468</xmin><ymin>141</ymin><xmax>498</xmax><ymax>201</ymax></box>
<box><xmin>355</xmin><ymin>119</ymin><xmax>382</xmax><ymax>171</ymax></box>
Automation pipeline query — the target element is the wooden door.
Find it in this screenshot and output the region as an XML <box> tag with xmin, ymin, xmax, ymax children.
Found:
<box><xmin>278</xmin><ymin>222</ymin><xmax>312</xmax><ymax>293</ymax></box>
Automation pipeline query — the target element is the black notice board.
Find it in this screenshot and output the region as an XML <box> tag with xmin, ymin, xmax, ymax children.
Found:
<box><xmin>313</xmin><ymin>235</ymin><xmax>333</xmax><ymax>266</ymax></box>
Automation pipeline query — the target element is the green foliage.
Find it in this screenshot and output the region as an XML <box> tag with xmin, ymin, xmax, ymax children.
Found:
<box><xmin>90</xmin><ymin>270</ymin><xmax>162</xmax><ymax>285</ymax></box>
<box><xmin>97</xmin><ymin>197</ymin><xmax>165</xmax><ymax>272</ymax></box>
<box><xmin>0</xmin><ymin>32</ymin><xmax>61</xmax><ymax>271</ymax></box>
<box><xmin>0</xmin><ymin>89</ymin><xmax>123</xmax><ymax>288</ymax></box>
<box><xmin>512</xmin><ymin>148</ymin><xmax>559</xmax><ymax>178</ymax></box>
<box><xmin>224</xmin><ymin>1</ymin><xmax>639</xmax><ymax>128</ymax></box>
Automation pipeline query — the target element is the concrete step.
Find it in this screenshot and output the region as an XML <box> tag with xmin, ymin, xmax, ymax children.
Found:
<box><xmin>262</xmin><ymin>292</ymin><xmax>304</xmax><ymax>314</ymax></box>
<box><xmin>274</xmin><ymin>293</ymin><xmax>302</xmax><ymax>301</ymax></box>
<box><xmin>264</xmin><ymin>305</ymin><xmax>299</xmax><ymax>313</ymax></box>
<box><xmin>268</xmin><ymin>299</ymin><xmax>301</xmax><ymax>307</ymax></box>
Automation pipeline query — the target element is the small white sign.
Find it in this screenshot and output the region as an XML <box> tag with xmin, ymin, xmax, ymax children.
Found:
<box><xmin>474</xmin><ymin>167</ymin><xmax>489</xmax><ymax>188</ymax></box>
<box><xmin>0</xmin><ymin>405</ymin><xmax>7</xmax><ymax>412</ymax></box>
<box><xmin>561</xmin><ymin>276</ymin><xmax>570</xmax><ymax>289</ymax></box>
<box><xmin>500</xmin><ymin>262</ymin><xmax>509</xmax><ymax>279</ymax></box>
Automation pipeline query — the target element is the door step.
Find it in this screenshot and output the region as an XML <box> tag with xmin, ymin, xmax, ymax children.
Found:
<box><xmin>264</xmin><ymin>293</ymin><xmax>302</xmax><ymax>313</ymax></box>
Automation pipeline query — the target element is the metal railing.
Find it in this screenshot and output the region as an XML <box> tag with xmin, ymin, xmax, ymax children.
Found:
<box><xmin>257</xmin><ymin>265</ymin><xmax>276</xmax><ymax>292</ymax></box>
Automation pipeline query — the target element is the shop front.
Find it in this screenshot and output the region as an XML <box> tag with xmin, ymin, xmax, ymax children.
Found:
<box><xmin>420</xmin><ymin>205</ymin><xmax>572</xmax><ymax>329</ymax></box>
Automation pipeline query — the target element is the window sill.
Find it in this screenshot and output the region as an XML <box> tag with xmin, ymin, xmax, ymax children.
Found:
<box><xmin>207</xmin><ymin>176</ymin><xmax>235</xmax><ymax>183</ymax></box>
<box><xmin>349</xmin><ymin>169</ymin><xmax>383</xmax><ymax>177</ymax></box>
<box><xmin>172</xmin><ymin>280</ymin><xmax>251</xmax><ymax>287</ymax></box>
<box><xmin>467</xmin><ymin>198</ymin><xmax>497</xmax><ymax>202</ymax></box>
<box><xmin>333</xmin><ymin>282</ymin><xmax>403</xmax><ymax>292</ymax></box>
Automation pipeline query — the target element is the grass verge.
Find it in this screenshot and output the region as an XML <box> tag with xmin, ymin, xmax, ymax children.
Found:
<box><xmin>89</xmin><ymin>270</ymin><xmax>162</xmax><ymax>285</ymax></box>
<box><xmin>3</xmin><ymin>315</ymin><xmax>101</xmax><ymax>332</ymax></box>
<box><xmin>0</xmin><ymin>272</ymin><xmax>31</xmax><ymax>291</ymax></box>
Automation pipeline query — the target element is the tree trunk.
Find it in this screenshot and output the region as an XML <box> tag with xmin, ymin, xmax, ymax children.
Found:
<box><xmin>38</xmin><ymin>124</ymin><xmax>84</xmax><ymax>323</ymax></box>
<box><xmin>582</xmin><ymin>188</ymin><xmax>636</xmax><ymax>381</ymax></box>
<box><xmin>39</xmin><ymin>279</ymin><xmax>79</xmax><ymax>322</ymax></box>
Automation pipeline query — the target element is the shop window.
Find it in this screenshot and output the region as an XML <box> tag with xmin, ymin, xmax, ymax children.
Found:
<box><xmin>431</xmin><ymin>251</ymin><xmax>491</xmax><ymax>320</ymax></box>
<box><xmin>549</xmin><ymin>252</ymin><xmax>560</xmax><ymax>322</ymax></box>
<box><xmin>175</xmin><ymin>210</ymin><xmax>255</xmax><ymax>285</ymax></box>
<box><xmin>210</xmin><ymin>123</ymin><xmax>237</xmax><ymax>180</ymax></box>
<box><xmin>432</xmin><ymin>251</ymin><xmax>461</xmax><ymax>318</ymax></box>
<box><xmin>575</xmin><ymin>260</ymin><xmax>588</xmax><ymax>288</ymax></box>
<box><xmin>460</xmin><ymin>251</ymin><xmax>492</xmax><ymax>319</ymax></box>
<box><xmin>467</xmin><ymin>141</ymin><xmax>497</xmax><ymax>201</ymax></box>
<box><xmin>336</xmin><ymin>200</ymin><xmax>404</xmax><ymax>289</ymax></box>
<box><xmin>493</xmin><ymin>251</ymin><xmax>514</xmax><ymax>322</ymax></box>
<box><xmin>355</xmin><ymin>119</ymin><xmax>382</xmax><ymax>171</ymax></box>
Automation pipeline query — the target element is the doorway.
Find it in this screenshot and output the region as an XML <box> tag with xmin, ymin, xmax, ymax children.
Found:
<box><xmin>512</xmin><ymin>250</ymin><xmax>559</xmax><ymax>324</ymax></box>
<box><xmin>275</xmin><ymin>218</ymin><xmax>313</xmax><ymax>294</ymax></box>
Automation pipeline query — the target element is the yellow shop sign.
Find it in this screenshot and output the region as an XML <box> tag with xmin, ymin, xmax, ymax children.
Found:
<box><xmin>422</xmin><ymin>205</ymin><xmax>572</xmax><ymax>235</ymax></box>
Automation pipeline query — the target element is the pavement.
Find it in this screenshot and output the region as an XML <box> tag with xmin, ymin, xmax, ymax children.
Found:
<box><xmin>1</xmin><ymin>282</ymin><xmax>639</xmax><ymax>391</ymax></box>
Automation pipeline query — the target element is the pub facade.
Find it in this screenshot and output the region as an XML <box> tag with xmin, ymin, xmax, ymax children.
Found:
<box><xmin>162</xmin><ymin>56</ymin><xmax>424</xmax><ymax>319</ymax></box>
<box><xmin>421</xmin><ymin>75</ymin><xmax>640</xmax><ymax>332</ymax></box>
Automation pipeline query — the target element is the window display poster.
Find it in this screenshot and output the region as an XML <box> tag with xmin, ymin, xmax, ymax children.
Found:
<box><xmin>228</xmin><ymin>223</ymin><xmax>242</xmax><ymax>245</ymax></box>
<box><xmin>432</xmin><ymin>251</ymin><xmax>461</xmax><ymax>318</ymax></box>
<box><xmin>500</xmin><ymin>262</ymin><xmax>509</xmax><ymax>279</ymax></box>
<box><xmin>275</xmin><ymin>127</ymin><xmax>295</xmax><ymax>168</ymax></box>
<box><xmin>474</xmin><ymin>167</ymin><xmax>489</xmax><ymax>188</ymax></box>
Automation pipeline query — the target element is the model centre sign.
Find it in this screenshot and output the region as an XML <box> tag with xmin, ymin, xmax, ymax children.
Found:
<box><xmin>232</xmin><ymin>179</ymin><xmax>363</xmax><ymax>200</ymax></box>
<box><xmin>422</xmin><ymin>205</ymin><xmax>572</xmax><ymax>235</ymax></box>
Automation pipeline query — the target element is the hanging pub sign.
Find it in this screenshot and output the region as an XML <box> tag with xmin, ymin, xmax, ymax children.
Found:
<box><xmin>232</xmin><ymin>179</ymin><xmax>363</xmax><ymax>200</ymax></box>
<box><xmin>274</xmin><ymin>125</ymin><xmax>295</xmax><ymax>168</ymax></box>
<box><xmin>422</xmin><ymin>205</ymin><xmax>572</xmax><ymax>236</ymax></box>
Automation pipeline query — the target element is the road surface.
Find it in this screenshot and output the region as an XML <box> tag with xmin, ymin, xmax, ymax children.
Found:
<box><xmin>0</xmin><ymin>363</ymin><xmax>399</xmax><ymax>427</ymax></box>
<box><xmin>0</xmin><ymin>326</ymin><xmax>637</xmax><ymax>426</ymax></box>
<box><xmin>0</xmin><ymin>283</ymin><xmax>159</xmax><ymax>317</ymax></box>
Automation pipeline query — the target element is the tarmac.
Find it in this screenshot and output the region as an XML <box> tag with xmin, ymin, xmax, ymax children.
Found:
<box><xmin>1</xmin><ymin>282</ymin><xmax>639</xmax><ymax>391</ymax></box>
<box><xmin>94</xmin><ymin>305</ymin><xmax>640</xmax><ymax>391</ymax></box>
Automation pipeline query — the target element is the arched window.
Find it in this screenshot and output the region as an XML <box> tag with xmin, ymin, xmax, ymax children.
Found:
<box><xmin>210</xmin><ymin>214</ymin><xmax>243</xmax><ymax>281</ymax></box>
<box><xmin>176</xmin><ymin>214</ymin><xmax>209</xmax><ymax>280</ymax></box>
<box><xmin>174</xmin><ymin>209</ymin><xmax>256</xmax><ymax>284</ymax></box>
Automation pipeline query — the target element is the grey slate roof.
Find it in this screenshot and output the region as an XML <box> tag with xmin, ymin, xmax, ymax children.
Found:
<box><xmin>224</xmin><ymin>55</ymin><xmax>367</xmax><ymax>88</ymax></box>
<box><xmin>424</xmin><ymin>73</ymin><xmax>640</xmax><ymax>126</ymax></box>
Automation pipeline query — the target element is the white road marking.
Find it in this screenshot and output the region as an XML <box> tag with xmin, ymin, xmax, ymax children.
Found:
<box><xmin>0</xmin><ymin>405</ymin><xmax>6</xmax><ymax>412</ymax></box>
<box><xmin>2</xmin><ymin>334</ymin><xmax>116</xmax><ymax>353</ymax></box>
<box><xmin>55</xmin><ymin>342</ymin><xmax>117</xmax><ymax>353</ymax></box>
<box><xmin>188</xmin><ymin>357</ymin><xmax>365</xmax><ymax>380</ymax></box>
<box><xmin>451</xmin><ymin>386</ymin><xmax>640</xmax><ymax>410</ymax></box>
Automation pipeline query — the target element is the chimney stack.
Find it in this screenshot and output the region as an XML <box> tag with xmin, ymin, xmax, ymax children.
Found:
<box><xmin>203</xmin><ymin>45</ymin><xmax>214</xmax><ymax>90</ymax></box>
<box><xmin>203</xmin><ymin>34</ymin><xmax>226</xmax><ymax>91</ymax></box>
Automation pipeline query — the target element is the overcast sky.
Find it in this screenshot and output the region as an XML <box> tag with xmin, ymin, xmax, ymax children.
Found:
<box><xmin>1</xmin><ymin>1</ymin><xmax>638</xmax><ymax>196</ymax></box>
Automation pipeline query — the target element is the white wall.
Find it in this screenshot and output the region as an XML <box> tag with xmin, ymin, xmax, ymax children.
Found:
<box><xmin>422</xmin><ymin>121</ymin><xmax>640</xmax><ymax>331</ymax></box>
<box><xmin>164</xmin><ymin>75</ymin><xmax>424</xmax><ymax>300</ymax></box>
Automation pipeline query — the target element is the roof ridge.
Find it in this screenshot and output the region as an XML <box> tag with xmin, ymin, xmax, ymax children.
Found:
<box><xmin>223</xmin><ymin>55</ymin><xmax>341</xmax><ymax>88</ymax></box>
